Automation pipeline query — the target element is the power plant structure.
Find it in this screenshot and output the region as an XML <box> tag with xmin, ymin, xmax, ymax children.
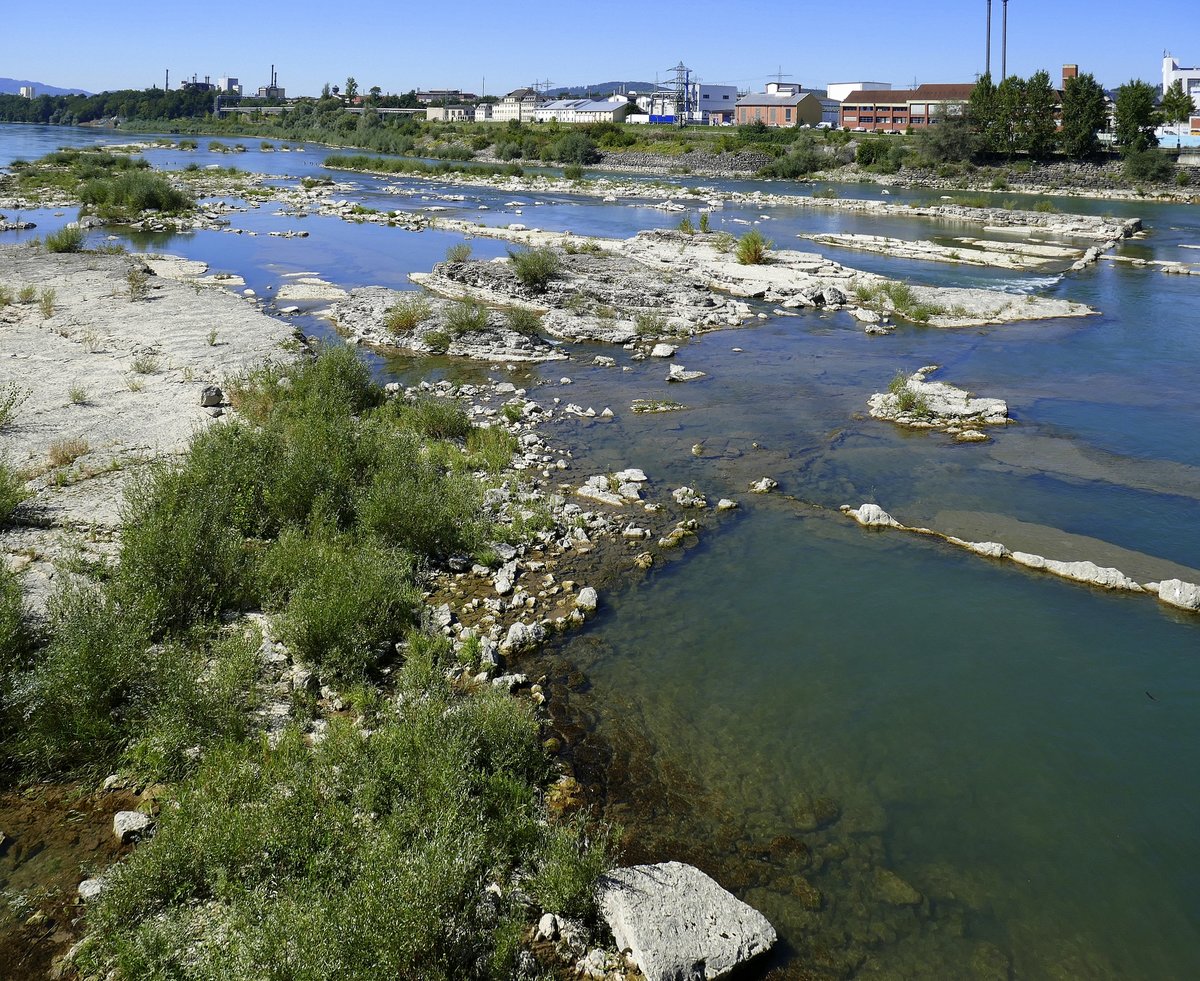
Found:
<box><xmin>984</xmin><ymin>0</ymin><xmax>1011</xmax><ymax>80</ymax></box>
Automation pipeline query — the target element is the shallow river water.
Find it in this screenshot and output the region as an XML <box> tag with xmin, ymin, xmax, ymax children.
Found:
<box><xmin>3</xmin><ymin>123</ymin><xmax>1199</xmax><ymax>979</ymax></box>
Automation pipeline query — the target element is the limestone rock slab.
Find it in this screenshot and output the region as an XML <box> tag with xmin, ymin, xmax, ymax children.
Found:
<box><xmin>597</xmin><ymin>861</ymin><xmax>776</xmax><ymax>981</ymax></box>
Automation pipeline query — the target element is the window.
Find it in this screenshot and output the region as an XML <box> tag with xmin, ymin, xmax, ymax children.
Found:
<box><xmin>786</xmin><ymin>108</ymin><xmax>792</xmax><ymax>121</ymax></box>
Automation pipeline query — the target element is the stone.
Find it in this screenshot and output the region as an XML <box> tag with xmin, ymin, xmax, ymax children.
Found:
<box><xmin>749</xmin><ymin>477</ymin><xmax>777</xmax><ymax>494</ymax></box>
<box><xmin>874</xmin><ymin>868</ymin><xmax>922</xmax><ymax>906</ymax></box>
<box><xmin>575</xmin><ymin>586</ymin><xmax>598</xmax><ymax>613</ymax></box>
<box><xmin>113</xmin><ymin>810</ymin><xmax>154</xmax><ymax>843</ymax></box>
<box><xmin>842</xmin><ymin>503</ymin><xmax>901</xmax><ymax>529</ymax></box>
<box><xmin>500</xmin><ymin>621</ymin><xmax>545</xmax><ymax>652</ymax></box>
<box><xmin>650</xmin><ymin>343</ymin><xmax>677</xmax><ymax>358</ymax></box>
<box><xmin>614</xmin><ymin>468</ymin><xmax>648</xmax><ymax>483</ymax></box>
<box><xmin>716</xmin><ymin>499</ymin><xmax>739</xmax><ymax>511</ymax></box>
<box><xmin>597</xmin><ymin>861</ymin><xmax>776</xmax><ymax>981</ymax></box>
<box><xmin>199</xmin><ymin>384</ymin><xmax>223</xmax><ymax>407</ymax></box>
<box><xmin>667</xmin><ymin>364</ymin><xmax>707</xmax><ymax>383</ymax></box>
<box><xmin>78</xmin><ymin>878</ymin><xmax>107</xmax><ymax>902</ymax></box>
<box><xmin>537</xmin><ymin>912</ymin><xmax>560</xmax><ymax>941</ymax></box>
<box><xmin>672</xmin><ymin>486</ymin><xmax>707</xmax><ymax>509</ymax></box>
<box><xmin>1151</xmin><ymin>579</ymin><xmax>1200</xmax><ymax>612</ymax></box>
<box><xmin>1009</xmin><ymin>553</ymin><xmax>1143</xmax><ymax>591</ymax></box>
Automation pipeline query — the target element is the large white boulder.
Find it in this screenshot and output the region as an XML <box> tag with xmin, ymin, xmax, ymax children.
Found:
<box><xmin>1149</xmin><ymin>579</ymin><xmax>1200</xmax><ymax>611</ymax></box>
<box><xmin>597</xmin><ymin>861</ymin><xmax>776</xmax><ymax>981</ymax></box>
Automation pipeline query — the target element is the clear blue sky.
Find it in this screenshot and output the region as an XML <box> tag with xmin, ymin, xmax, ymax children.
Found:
<box><xmin>5</xmin><ymin>0</ymin><xmax>1192</xmax><ymax>96</ymax></box>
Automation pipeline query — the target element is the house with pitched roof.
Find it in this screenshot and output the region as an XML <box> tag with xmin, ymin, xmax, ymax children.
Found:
<box><xmin>735</xmin><ymin>83</ymin><xmax>823</xmax><ymax>128</ymax></box>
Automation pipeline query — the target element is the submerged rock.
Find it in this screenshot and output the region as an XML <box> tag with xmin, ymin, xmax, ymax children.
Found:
<box><xmin>597</xmin><ymin>861</ymin><xmax>776</xmax><ymax>981</ymax></box>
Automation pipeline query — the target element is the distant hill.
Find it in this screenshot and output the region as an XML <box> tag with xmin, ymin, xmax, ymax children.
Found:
<box><xmin>545</xmin><ymin>81</ymin><xmax>664</xmax><ymax>98</ymax></box>
<box><xmin>0</xmin><ymin>77</ymin><xmax>90</xmax><ymax>97</ymax></box>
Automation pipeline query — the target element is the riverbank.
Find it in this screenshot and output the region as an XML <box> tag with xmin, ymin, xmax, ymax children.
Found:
<box><xmin>0</xmin><ymin>244</ymin><xmax>770</xmax><ymax>981</ymax></box>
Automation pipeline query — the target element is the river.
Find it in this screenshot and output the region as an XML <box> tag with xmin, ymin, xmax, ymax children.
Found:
<box><xmin>2</xmin><ymin>122</ymin><xmax>1198</xmax><ymax>979</ymax></box>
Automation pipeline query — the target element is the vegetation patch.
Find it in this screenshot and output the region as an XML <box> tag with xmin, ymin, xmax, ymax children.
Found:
<box><xmin>735</xmin><ymin>228</ymin><xmax>773</xmax><ymax>265</ymax></box>
<box><xmin>508</xmin><ymin>247</ymin><xmax>562</xmax><ymax>292</ymax></box>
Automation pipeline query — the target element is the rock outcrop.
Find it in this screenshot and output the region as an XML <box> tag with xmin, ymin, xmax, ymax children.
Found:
<box><xmin>868</xmin><ymin>365</ymin><xmax>1008</xmax><ymax>439</ymax></box>
<box><xmin>330</xmin><ymin>286</ymin><xmax>565</xmax><ymax>362</ymax></box>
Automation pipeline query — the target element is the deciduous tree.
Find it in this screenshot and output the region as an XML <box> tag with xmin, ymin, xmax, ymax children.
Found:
<box><xmin>1059</xmin><ymin>72</ymin><xmax>1107</xmax><ymax>159</ymax></box>
<box><xmin>1114</xmin><ymin>79</ymin><xmax>1160</xmax><ymax>153</ymax></box>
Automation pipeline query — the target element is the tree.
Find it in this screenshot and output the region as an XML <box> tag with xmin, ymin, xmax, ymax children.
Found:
<box><xmin>1059</xmin><ymin>72</ymin><xmax>1107</xmax><ymax>159</ymax></box>
<box><xmin>1161</xmin><ymin>79</ymin><xmax>1195</xmax><ymax>126</ymax></box>
<box><xmin>968</xmin><ymin>72</ymin><xmax>1000</xmax><ymax>155</ymax></box>
<box><xmin>345</xmin><ymin>77</ymin><xmax>358</xmax><ymax>100</ymax></box>
<box><xmin>994</xmin><ymin>75</ymin><xmax>1026</xmax><ymax>157</ymax></box>
<box><xmin>1114</xmin><ymin>79</ymin><xmax>1160</xmax><ymax>153</ymax></box>
<box><xmin>321</xmin><ymin>82</ymin><xmax>331</xmax><ymax>99</ymax></box>
<box><xmin>916</xmin><ymin>105</ymin><xmax>976</xmax><ymax>163</ymax></box>
<box><xmin>1022</xmin><ymin>70</ymin><xmax>1058</xmax><ymax>159</ymax></box>
<box><xmin>368</xmin><ymin>85</ymin><xmax>382</xmax><ymax>99</ymax></box>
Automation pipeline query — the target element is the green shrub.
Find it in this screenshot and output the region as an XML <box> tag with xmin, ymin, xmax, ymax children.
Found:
<box><xmin>812</xmin><ymin>187</ymin><xmax>839</xmax><ymax>199</ymax></box>
<box><xmin>735</xmin><ymin>228</ymin><xmax>773</xmax><ymax>265</ymax></box>
<box><xmin>260</xmin><ymin>528</ymin><xmax>419</xmax><ymax>678</ymax></box>
<box><xmin>563</xmin><ymin>163</ymin><xmax>584</xmax><ymax>181</ymax></box>
<box><xmin>698</xmin><ymin>212</ymin><xmax>710</xmax><ymax>233</ymax></box>
<box><xmin>385</xmin><ymin>294</ymin><xmax>432</xmax><ymax>334</ymax></box>
<box><xmin>712</xmin><ymin>231</ymin><xmax>735</xmax><ymax>254</ymax></box>
<box><xmin>116</xmin><ymin>452</ymin><xmax>256</xmax><ymax>635</ymax></box>
<box><xmin>508</xmin><ymin>247</ymin><xmax>562</xmax><ymax>292</ymax></box>
<box><xmin>356</xmin><ymin>430</ymin><xmax>485</xmax><ymax>559</ymax></box>
<box><xmin>44</xmin><ymin>224</ymin><xmax>86</xmax><ymax>253</ymax></box>
<box><xmin>81</xmin><ymin>646</ymin><xmax>579</xmax><ymax>981</ymax></box>
<box><xmin>423</xmin><ymin>329</ymin><xmax>451</xmax><ymax>354</ymax></box>
<box><xmin>0</xmin><ymin>458</ymin><xmax>26</xmax><ymax>525</ymax></box>
<box><xmin>466</xmin><ymin>425</ymin><xmax>517</xmax><ymax>473</ymax></box>
<box><xmin>1122</xmin><ymin>149</ymin><xmax>1174</xmax><ymax>183</ymax></box>
<box><xmin>0</xmin><ymin>381</ymin><xmax>30</xmax><ymax>429</ymax></box>
<box><xmin>634</xmin><ymin>311</ymin><xmax>668</xmax><ymax>336</ymax></box>
<box><xmin>445</xmin><ymin>242</ymin><xmax>472</xmax><ymax>263</ymax></box>
<box><xmin>505</xmin><ymin>306</ymin><xmax>542</xmax><ymax>337</ymax></box>
<box><xmin>1032</xmin><ymin>199</ymin><xmax>1059</xmax><ymax>213</ymax></box>
<box><xmin>527</xmin><ymin>816</ymin><xmax>613</xmax><ymax>919</ymax></box>
<box><xmin>79</xmin><ymin>171</ymin><xmax>194</xmax><ymax>221</ymax></box>
<box><xmin>552</xmin><ymin>132</ymin><xmax>600</xmax><ymax>165</ymax></box>
<box><xmin>445</xmin><ymin>299</ymin><xmax>490</xmax><ymax>337</ymax></box>
<box><xmin>887</xmin><ymin>370</ymin><xmax>930</xmax><ymax>414</ymax></box>
<box><xmin>16</xmin><ymin>580</ymin><xmax>149</xmax><ymax>772</ymax></box>
<box><xmin>678</xmin><ymin>214</ymin><xmax>695</xmax><ymax>235</ymax></box>
<box><xmin>119</xmin><ymin>629</ymin><xmax>260</xmax><ymax>782</ymax></box>
<box><xmin>394</xmin><ymin>396</ymin><xmax>473</xmax><ymax>442</ymax></box>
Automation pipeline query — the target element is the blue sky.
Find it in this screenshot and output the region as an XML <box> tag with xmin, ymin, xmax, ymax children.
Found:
<box><xmin>6</xmin><ymin>0</ymin><xmax>1192</xmax><ymax>96</ymax></box>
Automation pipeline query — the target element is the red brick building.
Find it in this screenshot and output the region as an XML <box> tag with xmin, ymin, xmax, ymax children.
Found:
<box><xmin>735</xmin><ymin>83</ymin><xmax>824</xmax><ymax>128</ymax></box>
<box><xmin>839</xmin><ymin>83</ymin><xmax>975</xmax><ymax>132</ymax></box>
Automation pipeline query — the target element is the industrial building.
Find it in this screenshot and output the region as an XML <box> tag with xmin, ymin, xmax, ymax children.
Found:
<box><xmin>839</xmin><ymin>83</ymin><xmax>975</xmax><ymax>132</ymax></box>
<box><xmin>734</xmin><ymin>83</ymin><xmax>823</xmax><ymax>128</ymax></box>
<box><xmin>1163</xmin><ymin>53</ymin><xmax>1200</xmax><ymax>111</ymax></box>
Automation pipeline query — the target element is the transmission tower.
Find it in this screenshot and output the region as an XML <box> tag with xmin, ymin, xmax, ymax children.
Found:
<box><xmin>666</xmin><ymin>61</ymin><xmax>692</xmax><ymax>126</ymax></box>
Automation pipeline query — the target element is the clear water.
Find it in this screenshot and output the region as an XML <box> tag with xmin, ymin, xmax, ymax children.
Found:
<box><xmin>3</xmin><ymin>122</ymin><xmax>1199</xmax><ymax>979</ymax></box>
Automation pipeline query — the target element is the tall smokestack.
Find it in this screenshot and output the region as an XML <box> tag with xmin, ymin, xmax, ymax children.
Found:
<box><xmin>986</xmin><ymin>0</ymin><xmax>992</xmax><ymax>77</ymax></box>
<box><xmin>1001</xmin><ymin>0</ymin><xmax>1009</xmax><ymax>80</ymax></box>
<box><xmin>165</xmin><ymin>69</ymin><xmax>169</xmax><ymax>91</ymax></box>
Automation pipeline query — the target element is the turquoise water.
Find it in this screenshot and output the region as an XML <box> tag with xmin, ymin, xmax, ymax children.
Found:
<box><xmin>3</xmin><ymin>123</ymin><xmax>1199</xmax><ymax>978</ymax></box>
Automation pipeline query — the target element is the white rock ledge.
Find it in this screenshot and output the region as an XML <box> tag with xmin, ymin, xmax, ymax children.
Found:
<box><xmin>597</xmin><ymin>861</ymin><xmax>777</xmax><ymax>981</ymax></box>
<box><xmin>839</xmin><ymin>503</ymin><xmax>1200</xmax><ymax>617</ymax></box>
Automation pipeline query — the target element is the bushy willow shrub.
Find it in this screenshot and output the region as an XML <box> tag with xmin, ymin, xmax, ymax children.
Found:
<box><xmin>80</xmin><ymin>637</ymin><xmax>611</xmax><ymax>981</ymax></box>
